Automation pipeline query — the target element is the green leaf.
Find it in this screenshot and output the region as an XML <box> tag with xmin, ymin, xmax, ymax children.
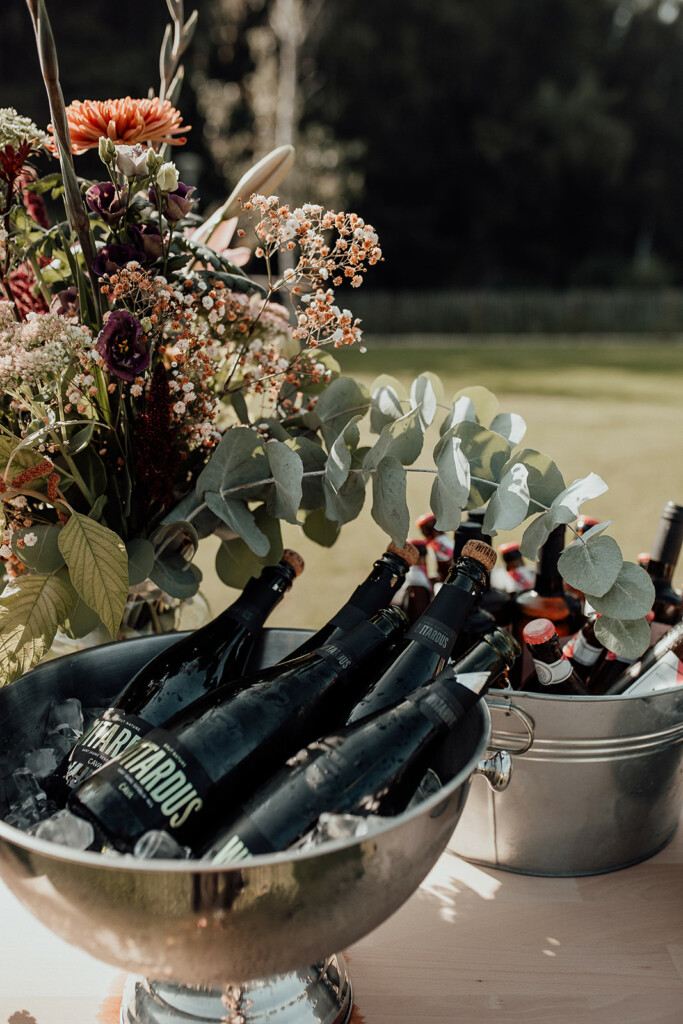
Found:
<box><xmin>229</xmin><ymin>389</ymin><xmax>251</xmax><ymax>425</ymax></box>
<box><xmin>430</xmin><ymin>432</ymin><xmax>470</xmax><ymax>531</ymax></box>
<box><xmin>588</xmin><ymin>562</ymin><xmax>655</xmax><ymax>620</ymax></box>
<box><xmin>58</xmin><ymin>514</ymin><xmax>128</xmax><ymax>639</ymax></box>
<box><xmin>324</xmin><ymin>467</ymin><xmax>366</xmax><ymax>525</ymax></box>
<box><xmin>489</xmin><ymin>412</ymin><xmax>527</xmax><ymax>445</ymax></box>
<box><xmin>506</xmin><ymin>449</ymin><xmax>565</xmax><ymax>509</ymax></box>
<box><xmin>162</xmin><ymin>492</ymin><xmax>220</xmax><ymax>540</ymax></box>
<box><xmin>195</xmin><ymin>426</ymin><xmax>269</xmax><ymax>503</ymax></box>
<box><xmin>410</xmin><ymin>374</ymin><xmax>438</xmax><ymax>428</ymax></box>
<box><xmin>520</xmin><ymin>512</ymin><xmax>552</xmax><ymax>560</ymax></box>
<box><xmin>439</xmin><ymin>394</ymin><xmax>478</xmax><ymax>435</ymax></box>
<box><xmin>265</xmin><ymin>440</ymin><xmax>303</xmax><ymax>524</ymax></box>
<box><xmin>0</xmin><ymin>574</ymin><xmax>76</xmax><ymax>685</ymax></box>
<box><xmin>150</xmin><ymin>559</ymin><xmax>202</xmax><ymax>600</ymax></box>
<box><xmin>453</xmin><ymin>385</ymin><xmax>498</xmax><ymax>425</ymax></box>
<box><xmin>558</xmin><ymin>535</ymin><xmax>623</xmax><ymax>598</ymax></box>
<box><xmin>370</xmin><ymin>455</ymin><xmax>409</xmax><ymax>547</ymax></box>
<box><xmin>325</xmin><ymin>415</ymin><xmax>362</xmax><ymax>492</ymax></box>
<box><xmin>285</xmin><ymin>435</ymin><xmax>326</xmax><ymax>510</ymax></box>
<box><xmin>370</xmin><ymin>382</ymin><xmax>403</xmax><ymax>433</ymax></box>
<box><xmin>62</xmin><ymin>422</ymin><xmax>95</xmax><ymax>456</ymax></box>
<box><xmin>551</xmin><ymin>474</ymin><xmax>608</xmax><ymax>517</ymax></box>
<box><xmin>482</xmin><ymin>462</ymin><xmax>530</xmax><ymax>534</ymax></box>
<box><xmin>215</xmin><ymin>506</ymin><xmax>283</xmax><ymax>588</ymax></box>
<box><xmin>11</xmin><ymin>525</ymin><xmax>65</xmax><ymax>573</ymax></box>
<box><xmin>303</xmin><ymin>507</ymin><xmax>341</xmax><ymax>547</ymax></box>
<box><xmin>316</xmin><ymin>376</ymin><xmax>370</xmax><ymax>447</ymax></box>
<box><xmin>363</xmin><ymin>408</ymin><xmax>424</xmax><ymax>471</ymax></box>
<box><xmin>580</xmin><ymin>520</ymin><xmax>614</xmax><ymax>542</ymax></box>
<box><xmin>205</xmin><ymin>492</ymin><xmax>270</xmax><ymax>556</ymax></box>
<box><xmin>450</xmin><ymin>421</ymin><xmax>511</xmax><ymax>508</ymax></box>
<box><xmin>594</xmin><ymin>615</ymin><xmax>652</xmax><ymax>659</ymax></box>
<box><xmin>0</xmin><ymin>435</ymin><xmax>46</xmax><ymax>478</ymax></box>
<box><xmin>126</xmin><ymin>538</ymin><xmax>156</xmax><ymax>587</ymax></box>
<box><xmin>149</xmin><ymin>521</ymin><xmax>199</xmax><ymax>564</ymax></box>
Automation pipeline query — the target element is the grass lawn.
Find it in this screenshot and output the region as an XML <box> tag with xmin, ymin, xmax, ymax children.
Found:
<box><xmin>196</xmin><ymin>337</ymin><xmax>683</xmax><ymax>631</ymax></box>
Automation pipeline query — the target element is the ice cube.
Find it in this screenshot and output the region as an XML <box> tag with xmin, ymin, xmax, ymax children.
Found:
<box><xmin>24</xmin><ymin>747</ymin><xmax>59</xmax><ymax>780</ymax></box>
<box><xmin>46</xmin><ymin>697</ymin><xmax>84</xmax><ymax>736</ymax></box>
<box><xmin>44</xmin><ymin>725</ymin><xmax>80</xmax><ymax>759</ymax></box>
<box><xmin>2</xmin><ymin>768</ymin><xmax>51</xmax><ymax>830</ymax></box>
<box><xmin>133</xmin><ymin>830</ymin><xmax>191</xmax><ymax>860</ymax></box>
<box><xmin>295</xmin><ymin>812</ymin><xmax>383</xmax><ymax>851</ymax></box>
<box><xmin>28</xmin><ymin>809</ymin><xmax>95</xmax><ymax>850</ymax></box>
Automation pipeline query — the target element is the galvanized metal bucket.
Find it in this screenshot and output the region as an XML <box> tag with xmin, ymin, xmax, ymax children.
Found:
<box><xmin>450</xmin><ymin>686</ymin><xmax>683</xmax><ymax>876</ymax></box>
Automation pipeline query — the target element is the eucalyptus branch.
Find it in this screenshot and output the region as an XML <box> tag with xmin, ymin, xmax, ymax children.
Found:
<box><xmin>24</xmin><ymin>0</ymin><xmax>102</xmax><ymax>328</ymax></box>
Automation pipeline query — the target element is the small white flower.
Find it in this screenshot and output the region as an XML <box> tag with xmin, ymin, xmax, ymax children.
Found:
<box><xmin>202</xmin><ymin>296</ymin><xmax>214</xmax><ymax>310</ymax></box>
<box><xmin>130</xmin><ymin>384</ymin><xmax>143</xmax><ymax>397</ymax></box>
<box><xmin>156</xmin><ymin>162</ymin><xmax>179</xmax><ymax>193</ymax></box>
<box><xmin>0</xmin><ymin>544</ymin><xmax>12</xmax><ymax>558</ymax></box>
<box><xmin>173</xmin><ymin>401</ymin><xmax>186</xmax><ymax>414</ymax></box>
<box><xmin>23</xmin><ymin>532</ymin><xmax>38</xmax><ymax>547</ymax></box>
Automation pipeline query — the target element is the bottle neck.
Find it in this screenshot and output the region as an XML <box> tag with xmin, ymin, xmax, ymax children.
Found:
<box><xmin>648</xmin><ymin>503</ymin><xmax>683</xmax><ymax>581</ymax></box>
<box><xmin>404</xmin><ymin>556</ymin><xmax>488</xmax><ymax>658</ymax></box>
<box><xmin>534</xmin><ymin>527</ymin><xmax>566</xmax><ymax>597</ymax></box>
<box><xmin>224</xmin><ymin>563</ymin><xmax>296</xmax><ymax>634</ymax></box>
<box><xmin>314</xmin><ymin>607</ymin><xmax>406</xmax><ymax>678</ymax></box>
<box><xmin>328</xmin><ymin>551</ymin><xmax>409</xmax><ymax>632</ymax></box>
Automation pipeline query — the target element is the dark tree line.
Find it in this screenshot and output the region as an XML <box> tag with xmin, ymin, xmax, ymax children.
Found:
<box><xmin>3</xmin><ymin>0</ymin><xmax>683</xmax><ymax>289</ymax></box>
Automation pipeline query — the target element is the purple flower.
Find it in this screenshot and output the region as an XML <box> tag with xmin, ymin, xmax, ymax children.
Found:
<box><xmin>127</xmin><ymin>223</ymin><xmax>164</xmax><ymax>261</ymax></box>
<box><xmin>49</xmin><ymin>286</ymin><xmax>80</xmax><ymax>320</ymax></box>
<box><xmin>91</xmin><ymin>243</ymin><xmax>146</xmax><ymax>278</ymax></box>
<box><xmin>150</xmin><ymin>182</ymin><xmax>197</xmax><ymax>222</ymax></box>
<box><xmin>95</xmin><ymin>310</ymin><xmax>150</xmax><ymax>381</ymax></box>
<box><xmin>85</xmin><ymin>182</ymin><xmax>128</xmax><ymax>224</ymax></box>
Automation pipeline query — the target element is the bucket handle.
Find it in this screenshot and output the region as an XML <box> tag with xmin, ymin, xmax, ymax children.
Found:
<box><xmin>485</xmin><ymin>698</ymin><xmax>535</xmax><ymax>755</ymax></box>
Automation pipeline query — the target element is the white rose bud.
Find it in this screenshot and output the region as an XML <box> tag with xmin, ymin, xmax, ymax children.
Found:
<box><xmin>156</xmin><ymin>162</ymin><xmax>180</xmax><ymax>193</ymax></box>
<box><xmin>115</xmin><ymin>143</ymin><xmax>154</xmax><ymax>178</ymax></box>
<box><xmin>140</xmin><ymin>316</ymin><xmax>153</xmax><ymax>333</ymax></box>
<box><xmin>145</xmin><ymin>148</ymin><xmax>163</xmax><ymax>173</ymax></box>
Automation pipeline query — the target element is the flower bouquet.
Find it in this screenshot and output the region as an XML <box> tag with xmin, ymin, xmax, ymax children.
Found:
<box><xmin>0</xmin><ymin>0</ymin><xmax>654</xmax><ymax>687</ymax></box>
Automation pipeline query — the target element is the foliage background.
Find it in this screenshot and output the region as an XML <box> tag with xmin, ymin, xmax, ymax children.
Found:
<box><xmin>5</xmin><ymin>0</ymin><xmax>683</xmax><ymax>294</ymax></box>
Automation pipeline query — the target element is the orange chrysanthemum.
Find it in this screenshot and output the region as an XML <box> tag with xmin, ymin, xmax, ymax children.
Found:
<box><xmin>49</xmin><ymin>97</ymin><xmax>190</xmax><ymax>155</ymax></box>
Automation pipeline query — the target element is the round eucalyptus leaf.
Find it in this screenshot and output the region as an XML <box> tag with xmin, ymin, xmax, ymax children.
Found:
<box><xmin>594</xmin><ymin>615</ymin><xmax>652</xmax><ymax>659</ymax></box>
<box><xmin>558</xmin><ymin>534</ymin><xmax>623</xmax><ymax>598</ymax></box>
<box><xmin>303</xmin><ymin>507</ymin><xmax>341</xmax><ymax>547</ymax></box>
<box><xmin>125</xmin><ymin>538</ymin><xmax>156</xmax><ymax>587</ymax></box>
<box><xmin>588</xmin><ymin>562</ymin><xmax>655</xmax><ymax>620</ymax></box>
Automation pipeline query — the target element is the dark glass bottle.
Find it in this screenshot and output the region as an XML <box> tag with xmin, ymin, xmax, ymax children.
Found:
<box><xmin>604</xmin><ymin>620</ymin><xmax>683</xmax><ymax>695</ymax></box>
<box><xmin>520</xmin><ymin>619</ymin><xmax>589</xmax><ymax>695</ymax></box>
<box><xmin>562</xmin><ymin>614</ymin><xmax>604</xmax><ymax>687</ymax></box>
<box><xmin>392</xmin><ymin>538</ymin><xmax>432</xmax><ymax>625</ymax></box>
<box><xmin>52</xmin><ymin>552</ymin><xmax>304</xmax><ymax>793</ymax></box>
<box><xmin>498</xmin><ymin>541</ymin><xmax>535</xmax><ymax>593</ymax></box>
<box><xmin>67</xmin><ymin>607</ymin><xmax>408</xmax><ymax>853</ymax></box>
<box><xmin>291</xmin><ymin>542</ymin><xmax>418</xmax><ymax>656</ymax></box>
<box><xmin>346</xmin><ymin>540</ymin><xmax>497</xmax><ymax>724</ymax></box>
<box><xmin>645</xmin><ymin>501</ymin><xmax>683</xmax><ymax>633</ymax></box>
<box><xmin>202</xmin><ymin>628</ymin><xmax>521</xmax><ymax>863</ymax></box>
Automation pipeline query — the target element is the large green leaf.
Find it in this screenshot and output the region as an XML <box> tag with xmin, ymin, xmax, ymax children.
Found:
<box><xmin>316</xmin><ymin>377</ymin><xmax>370</xmax><ymax>447</ymax></box>
<box><xmin>303</xmin><ymin>507</ymin><xmax>341</xmax><ymax>547</ymax></box>
<box><xmin>0</xmin><ymin>574</ymin><xmax>76</xmax><ymax>685</ymax></box>
<box><xmin>558</xmin><ymin>534</ymin><xmax>623</xmax><ymax>598</ymax></box>
<box><xmin>489</xmin><ymin>412</ymin><xmax>527</xmax><ymax>445</ymax></box>
<box><xmin>150</xmin><ymin>559</ymin><xmax>202</xmax><ymax>600</ymax></box>
<box><xmin>363</xmin><ymin>408</ymin><xmax>424</xmax><ymax>471</ymax></box>
<box><xmin>0</xmin><ymin>435</ymin><xmax>46</xmax><ymax>478</ymax></box>
<box><xmin>439</xmin><ymin>394</ymin><xmax>478</xmax><ymax>436</ymax></box>
<box><xmin>370</xmin><ymin>455</ymin><xmax>409</xmax><ymax>547</ymax></box>
<box><xmin>323</xmin><ymin>468</ymin><xmax>366</xmax><ymax>525</ymax></box>
<box><xmin>126</xmin><ymin>538</ymin><xmax>156</xmax><ymax>587</ymax></box>
<box><xmin>58</xmin><ymin>513</ymin><xmax>128</xmax><ymax>639</ymax></box>
<box><xmin>264</xmin><ymin>440</ymin><xmax>303</xmax><ymax>524</ymax></box>
<box><xmin>594</xmin><ymin>615</ymin><xmax>652</xmax><ymax>659</ymax></box>
<box><xmin>11</xmin><ymin>525</ymin><xmax>65</xmax><ymax>573</ymax></box>
<box><xmin>430</xmin><ymin>432</ymin><xmax>470</xmax><ymax>531</ymax></box>
<box><xmin>588</xmin><ymin>562</ymin><xmax>655</xmax><ymax>620</ymax></box>
<box><xmin>453</xmin><ymin>385</ymin><xmax>498</xmax><ymax>424</ymax></box>
<box><xmin>215</xmin><ymin>506</ymin><xmax>283</xmax><ymax>588</ymax></box>
<box><xmin>504</xmin><ymin>449</ymin><xmax>565</xmax><ymax>510</ymax></box>
<box><xmin>284</xmin><ymin>436</ymin><xmax>326</xmax><ymax>510</ymax></box>
<box><xmin>195</xmin><ymin>426</ymin><xmax>269</xmax><ymax>502</ymax></box>
<box><xmin>370</xmin><ymin>378</ymin><xmax>404</xmax><ymax>433</ymax></box>
<box><xmin>205</xmin><ymin>492</ymin><xmax>270</xmax><ymax>556</ymax></box>
<box><xmin>325</xmin><ymin>416</ymin><xmax>363</xmax><ymax>492</ymax></box>
<box><xmin>483</xmin><ymin>462</ymin><xmax>530</xmax><ymax>534</ymax></box>
<box><xmin>450</xmin><ymin>421</ymin><xmax>510</xmax><ymax>508</ymax></box>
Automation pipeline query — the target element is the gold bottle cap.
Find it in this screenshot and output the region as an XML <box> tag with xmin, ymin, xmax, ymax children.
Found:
<box><xmin>387</xmin><ymin>541</ymin><xmax>420</xmax><ymax>567</ymax></box>
<box><xmin>281</xmin><ymin>549</ymin><xmax>305</xmax><ymax>576</ymax></box>
<box><xmin>461</xmin><ymin>539</ymin><xmax>497</xmax><ymax>572</ymax></box>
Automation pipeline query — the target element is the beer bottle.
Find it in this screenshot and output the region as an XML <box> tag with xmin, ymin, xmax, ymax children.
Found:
<box><xmin>520</xmin><ymin>619</ymin><xmax>589</xmax><ymax>695</ymax></box>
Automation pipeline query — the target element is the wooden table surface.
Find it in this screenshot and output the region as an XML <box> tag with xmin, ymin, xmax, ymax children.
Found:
<box><xmin>0</xmin><ymin>811</ymin><xmax>681</xmax><ymax>1024</ymax></box>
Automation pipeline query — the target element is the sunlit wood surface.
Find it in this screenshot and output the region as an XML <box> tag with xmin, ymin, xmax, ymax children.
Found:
<box><xmin>0</xmin><ymin>809</ymin><xmax>681</xmax><ymax>1024</ymax></box>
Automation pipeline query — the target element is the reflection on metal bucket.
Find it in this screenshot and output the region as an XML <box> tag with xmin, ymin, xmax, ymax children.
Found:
<box><xmin>450</xmin><ymin>686</ymin><xmax>683</xmax><ymax>876</ymax></box>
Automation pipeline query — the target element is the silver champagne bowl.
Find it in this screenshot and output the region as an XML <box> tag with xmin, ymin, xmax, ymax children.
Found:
<box><xmin>0</xmin><ymin>629</ymin><xmax>493</xmax><ymax>1024</ymax></box>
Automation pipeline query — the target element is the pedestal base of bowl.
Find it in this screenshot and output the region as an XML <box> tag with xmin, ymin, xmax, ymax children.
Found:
<box><xmin>120</xmin><ymin>954</ymin><xmax>352</xmax><ymax>1024</ymax></box>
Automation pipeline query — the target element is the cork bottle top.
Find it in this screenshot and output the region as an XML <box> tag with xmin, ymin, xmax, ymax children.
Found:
<box><xmin>461</xmin><ymin>539</ymin><xmax>497</xmax><ymax>572</ymax></box>
<box><xmin>387</xmin><ymin>541</ymin><xmax>420</xmax><ymax>567</ymax></box>
<box><xmin>281</xmin><ymin>549</ymin><xmax>305</xmax><ymax>576</ymax></box>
